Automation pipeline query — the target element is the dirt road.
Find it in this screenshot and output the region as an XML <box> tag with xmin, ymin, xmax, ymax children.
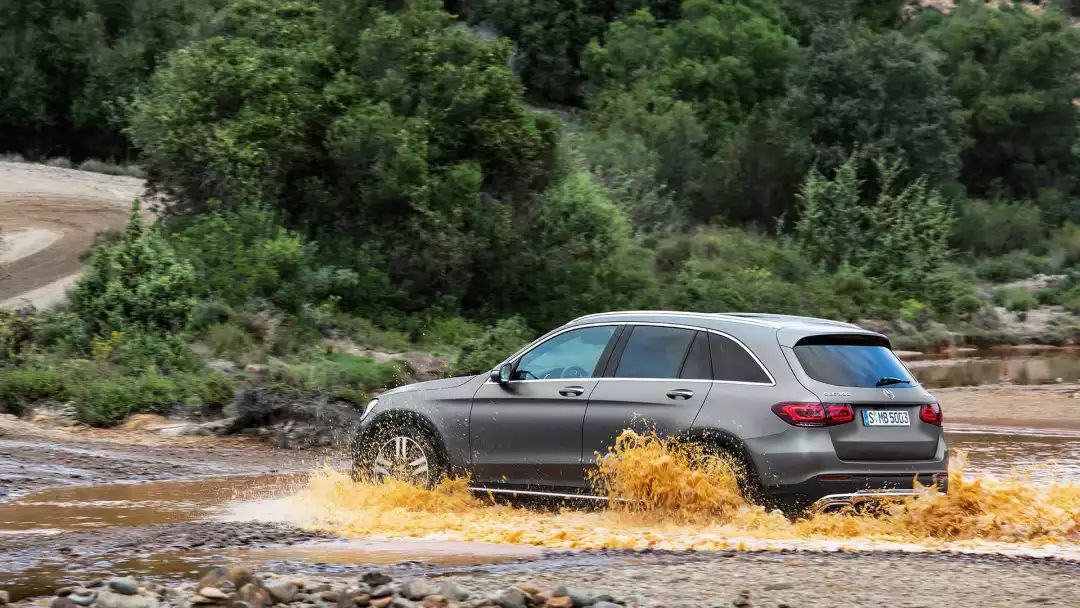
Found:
<box><xmin>0</xmin><ymin>162</ymin><xmax>146</xmax><ymax>309</ymax></box>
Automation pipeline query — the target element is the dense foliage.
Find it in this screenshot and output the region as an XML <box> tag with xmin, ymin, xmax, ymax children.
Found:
<box><xmin>7</xmin><ymin>0</ymin><xmax>1080</xmax><ymax>426</ymax></box>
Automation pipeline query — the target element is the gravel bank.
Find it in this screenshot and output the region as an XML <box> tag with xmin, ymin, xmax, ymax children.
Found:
<box><xmin>5</xmin><ymin>553</ymin><xmax>1078</xmax><ymax>608</ymax></box>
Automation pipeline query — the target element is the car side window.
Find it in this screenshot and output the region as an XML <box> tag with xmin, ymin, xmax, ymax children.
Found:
<box><xmin>514</xmin><ymin>325</ymin><xmax>617</xmax><ymax>380</ymax></box>
<box><xmin>680</xmin><ymin>332</ymin><xmax>712</xmax><ymax>380</ymax></box>
<box><xmin>614</xmin><ymin>326</ymin><xmax>696</xmax><ymax>379</ymax></box>
<box><xmin>709</xmin><ymin>333</ymin><xmax>771</xmax><ymax>384</ymax></box>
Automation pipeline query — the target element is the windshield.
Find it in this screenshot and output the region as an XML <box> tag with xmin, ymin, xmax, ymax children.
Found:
<box><xmin>793</xmin><ymin>342</ymin><xmax>915</xmax><ymax>388</ymax></box>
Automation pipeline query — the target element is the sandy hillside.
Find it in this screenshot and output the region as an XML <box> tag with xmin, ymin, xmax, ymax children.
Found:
<box><xmin>0</xmin><ymin>162</ymin><xmax>147</xmax><ymax>309</ymax></box>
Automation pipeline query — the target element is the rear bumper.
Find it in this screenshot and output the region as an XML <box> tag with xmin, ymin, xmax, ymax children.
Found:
<box><xmin>759</xmin><ymin>471</ymin><xmax>948</xmax><ymax>512</ymax></box>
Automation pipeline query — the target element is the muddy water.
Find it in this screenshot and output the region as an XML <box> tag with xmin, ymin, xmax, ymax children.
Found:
<box><xmin>913</xmin><ymin>352</ymin><xmax>1080</xmax><ymax>388</ymax></box>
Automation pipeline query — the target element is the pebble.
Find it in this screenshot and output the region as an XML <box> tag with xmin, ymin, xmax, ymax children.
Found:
<box><xmin>492</xmin><ymin>588</ymin><xmax>527</xmax><ymax>608</ymax></box>
<box><xmin>369</xmin><ymin>598</ymin><xmax>393</xmax><ymax>608</ymax></box>
<box><xmin>362</xmin><ymin>573</ymin><xmax>393</xmax><ymax>588</ymax></box>
<box><xmin>51</xmin><ymin>598</ymin><xmax>78</xmax><ymax>608</ymax></box>
<box><xmin>0</xmin><ymin>590</ymin><xmax>8</xmax><ymax>606</ymax></box>
<box><xmin>435</xmin><ymin>582</ymin><xmax>469</xmax><ymax>602</ymax></box>
<box><xmin>319</xmin><ymin>591</ymin><xmax>340</xmax><ymax>603</ymax></box>
<box><xmin>545</xmin><ymin>597</ymin><xmax>573</xmax><ymax>608</ymax></box>
<box><xmin>109</xmin><ymin>578</ymin><xmax>140</xmax><ymax>596</ymax></box>
<box><xmin>266</xmin><ymin>582</ymin><xmax>298</xmax><ymax>605</ymax></box>
<box><xmin>420</xmin><ymin>596</ymin><xmax>448</xmax><ymax>608</ymax></box>
<box><xmin>369</xmin><ymin>586</ymin><xmax>393</xmax><ymax>600</ymax></box>
<box><xmin>96</xmin><ymin>590</ymin><xmax>158</xmax><ymax>608</ymax></box>
<box><xmin>198</xmin><ymin>588</ymin><xmax>228</xmax><ymax>600</ymax></box>
<box><xmin>592</xmin><ymin>603</ymin><xmax>621</xmax><ymax>608</ymax></box>
<box><xmin>350</xmin><ymin>595</ymin><xmax>371</xmax><ymax>607</ymax></box>
<box><xmin>70</xmin><ymin>591</ymin><xmax>99</xmax><ymax>606</ymax></box>
<box><xmin>399</xmin><ymin>581</ymin><xmax>438</xmax><ymax>602</ymax></box>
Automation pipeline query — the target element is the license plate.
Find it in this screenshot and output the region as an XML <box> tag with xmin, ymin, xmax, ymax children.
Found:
<box><xmin>862</xmin><ymin>409</ymin><xmax>910</xmax><ymax>426</ymax></box>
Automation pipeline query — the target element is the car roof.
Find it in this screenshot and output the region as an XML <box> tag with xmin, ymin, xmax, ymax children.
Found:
<box><xmin>565</xmin><ymin>311</ymin><xmax>887</xmax><ymax>346</ymax></box>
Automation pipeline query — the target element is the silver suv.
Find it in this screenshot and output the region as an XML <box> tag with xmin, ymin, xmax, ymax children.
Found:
<box><xmin>354</xmin><ymin>311</ymin><xmax>948</xmax><ymax>513</ymax></box>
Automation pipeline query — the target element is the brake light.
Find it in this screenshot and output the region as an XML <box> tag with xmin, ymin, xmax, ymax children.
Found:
<box><xmin>771</xmin><ymin>402</ymin><xmax>855</xmax><ymax>427</ymax></box>
<box><xmin>919</xmin><ymin>403</ymin><xmax>943</xmax><ymax>426</ymax></box>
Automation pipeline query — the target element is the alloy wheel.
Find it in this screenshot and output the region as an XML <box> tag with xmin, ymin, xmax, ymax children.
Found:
<box><xmin>372</xmin><ymin>435</ymin><xmax>430</xmax><ymax>484</ymax></box>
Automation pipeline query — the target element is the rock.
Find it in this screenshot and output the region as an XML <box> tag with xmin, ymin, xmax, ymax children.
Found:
<box><xmin>87</xmin><ymin>581</ymin><xmax>105</xmax><ymax>589</ymax></box>
<box><xmin>108</xmin><ymin>578</ymin><xmax>140</xmax><ymax>596</ymax></box>
<box><xmin>435</xmin><ymin>582</ymin><xmax>469</xmax><ymax>602</ymax></box>
<box><xmin>369</xmin><ymin>586</ymin><xmax>393</xmax><ymax>600</ymax></box>
<box><xmin>319</xmin><ymin>592</ymin><xmax>340</xmax><ymax>603</ymax></box>
<box><xmin>70</xmin><ymin>591</ymin><xmax>99</xmax><ymax>606</ymax></box>
<box><xmin>592</xmin><ymin>603</ymin><xmax>621</xmax><ymax>608</ymax></box>
<box><xmin>237</xmin><ymin>583</ymin><xmax>271</xmax><ymax>608</ymax></box>
<box><xmin>199</xmin><ymin>588</ymin><xmax>228</xmax><ymax>600</ymax></box>
<box><xmin>96</xmin><ymin>590</ymin><xmax>158</xmax><ymax>608</ymax></box>
<box><xmin>350</xmin><ymin>595</ymin><xmax>371</xmax><ymax>607</ymax></box>
<box><xmin>544</xmin><ymin>598</ymin><xmax>572</xmax><ymax>608</ymax></box>
<box><xmin>389</xmin><ymin>601</ymin><xmax>414</xmax><ymax>608</ymax></box>
<box><xmin>208</xmin><ymin>359</ymin><xmax>239</xmax><ymax>375</ymax></box>
<box><xmin>0</xmin><ymin>590</ymin><xmax>8</xmax><ymax>605</ymax></box>
<box><xmin>228</xmin><ymin>568</ymin><xmax>256</xmax><ymax>591</ymax></box>
<box><xmin>369</xmin><ymin>599</ymin><xmax>393</xmax><ymax>608</ymax></box>
<box><xmin>56</xmin><ymin>587</ymin><xmax>77</xmax><ymax>597</ymax></box>
<box><xmin>51</xmin><ymin>598</ymin><xmax>78</xmax><ymax>608</ymax></box>
<box><xmin>189</xmin><ymin>596</ymin><xmax>219</xmax><ymax>605</ymax></box>
<box><xmin>361</xmin><ymin>573</ymin><xmax>393</xmax><ymax>588</ymax></box>
<box><xmin>266</xmin><ymin>582</ymin><xmax>298</xmax><ymax>604</ymax></box>
<box><xmin>492</xmin><ymin>588</ymin><xmax>526</xmax><ymax>608</ymax></box>
<box><xmin>399</xmin><ymin>581</ymin><xmax>439</xmax><ymax>602</ymax></box>
<box><xmin>244</xmin><ymin>364</ymin><xmax>269</xmax><ymax>375</ymax></box>
<box><xmin>234</xmin><ymin>603</ymin><xmax>251</xmax><ymax>608</ymax></box>
<box><xmin>420</xmin><ymin>597</ymin><xmax>448</xmax><ymax>608</ymax></box>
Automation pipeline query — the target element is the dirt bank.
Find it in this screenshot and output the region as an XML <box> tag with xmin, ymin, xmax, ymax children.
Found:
<box><xmin>0</xmin><ymin>415</ymin><xmax>315</xmax><ymax>500</ymax></box>
<box><xmin>934</xmin><ymin>383</ymin><xmax>1080</xmax><ymax>430</ymax></box>
<box><xmin>0</xmin><ymin>161</ymin><xmax>147</xmax><ymax>309</ymax></box>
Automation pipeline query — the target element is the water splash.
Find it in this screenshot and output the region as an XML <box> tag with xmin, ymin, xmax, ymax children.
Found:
<box><xmin>275</xmin><ymin>430</ymin><xmax>1080</xmax><ymax>553</ymax></box>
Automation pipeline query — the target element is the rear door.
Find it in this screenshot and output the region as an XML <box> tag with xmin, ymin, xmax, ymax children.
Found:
<box><xmin>581</xmin><ymin>325</ymin><xmax>713</xmax><ymax>472</ymax></box>
<box><xmin>783</xmin><ymin>334</ymin><xmax>940</xmax><ymax>461</ymax></box>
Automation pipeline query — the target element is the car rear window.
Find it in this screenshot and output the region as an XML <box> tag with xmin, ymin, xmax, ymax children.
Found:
<box><xmin>793</xmin><ymin>336</ymin><xmax>914</xmax><ymax>388</ymax></box>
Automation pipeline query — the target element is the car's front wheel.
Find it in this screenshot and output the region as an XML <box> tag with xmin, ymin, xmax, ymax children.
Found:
<box><xmin>358</xmin><ymin>422</ymin><xmax>446</xmax><ymax>488</ymax></box>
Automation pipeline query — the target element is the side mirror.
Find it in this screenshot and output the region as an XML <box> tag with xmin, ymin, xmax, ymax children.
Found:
<box><xmin>490</xmin><ymin>363</ymin><xmax>513</xmax><ymax>385</ymax></box>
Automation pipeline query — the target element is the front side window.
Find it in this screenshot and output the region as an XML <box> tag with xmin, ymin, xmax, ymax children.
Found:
<box><xmin>514</xmin><ymin>325</ymin><xmax>616</xmax><ymax>380</ymax></box>
<box><xmin>615</xmin><ymin>326</ymin><xmax>697</xmax><ymax>379</ymax></box>
<box><xmin>793</xmin><ymin>336</ymin><xmax>913</xmax><ymax>388</ymax></box>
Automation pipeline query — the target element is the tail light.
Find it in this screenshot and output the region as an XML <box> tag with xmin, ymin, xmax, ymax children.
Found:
<box><xmin>772</xmin><ymin>402</ymin><xmax>855</xmax><ymax>427</ymax></box>
<box><xmin>919</xmin><ymin>402</ymin><xmax>943</xmax><ymax>426</ymax></box>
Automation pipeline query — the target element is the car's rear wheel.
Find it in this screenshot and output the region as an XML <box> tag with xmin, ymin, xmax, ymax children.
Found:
<box><xmin>357</xmin><ymin>422</ymin><xmax>447</xmax><ymax>488</ymax></box>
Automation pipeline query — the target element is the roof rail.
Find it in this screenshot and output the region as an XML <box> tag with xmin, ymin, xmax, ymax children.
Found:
<box><xmin>717</xmin><ymin>312</ymin><xmax>861</xmax><ymax>329</ymax></box>
<box><xmin>569</xmin><ymin>310</ymin><xmax>780</xmax><ymax>328</ymax></box>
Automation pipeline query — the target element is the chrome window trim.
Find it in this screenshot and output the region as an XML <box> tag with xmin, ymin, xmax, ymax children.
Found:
<box><xmin>488</xmin><ymin>320</ymin><xmax>775</xmax><ymax>386</ymax></box>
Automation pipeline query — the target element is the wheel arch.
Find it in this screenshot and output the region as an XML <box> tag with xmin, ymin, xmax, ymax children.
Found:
<box><xmin>679</xmin><ymin>426</ymin><xmax>764</xmax><ymax>495</ymax></box>
<box><xmin>359</xmin><ymin>409</ymin><xmax>451</xmax><ymax>468</ymax></box>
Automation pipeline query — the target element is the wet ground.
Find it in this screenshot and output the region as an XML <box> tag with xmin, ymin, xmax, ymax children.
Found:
<box><xmin>2</xmin><ymin>358</ymin><xmax>1079</xmax><ymax>606</ymax></box>
<box><xmin>911</xmin><ymin>349</ymin><xmax>1080</xmax><ymax>388</ymax></box>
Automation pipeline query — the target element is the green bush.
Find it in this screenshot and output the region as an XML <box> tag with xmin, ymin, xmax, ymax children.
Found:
<box><xmin>203</xmin><ymin>322</ymin><xmax>258</xmax><ymax>362</ymax></box>
<box><xmin>453</xmin><ymin>317</ymin><xmax>536</xmax><ymax>376</ymax></box>
<box><xmin>973</xmin><ymin>251</ymin><xmax>1054</xmax><ymax>282</ymax></box>
<box><xmin>268</xmin><ymin>353</ymin><xmax>404</xmax><ymax>403</ymax></box>
<box><xmin>953</xmin><ymin>199</ymin><xmax>1045</xmax><ymax>256</ymax></box>
<box><xmin>993</xmin><ymin>287</ymin><xmax>1037</xmax><ymax>312</ymax></box>
<box><xmin>0</xmin><ymin>368</ymin><xmax>68</xmax><ymax>416</ymax></box>
<box><xmin>71</xmin><ymin>200</ymin><xmax>197</xmax><ymax>341</ymax></box>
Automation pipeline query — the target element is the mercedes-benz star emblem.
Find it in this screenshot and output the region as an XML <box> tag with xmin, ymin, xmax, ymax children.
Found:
<box><xmin>882</xmin><ymin>388</ymin><xmax>896</xmax><ymax>400</ymax></box>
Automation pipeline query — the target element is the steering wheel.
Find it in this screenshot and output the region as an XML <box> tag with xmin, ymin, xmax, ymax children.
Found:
<box><xmin>563</xmin><ymin>366</ymin><xmax>588</xmax><ymax>379</ymax></box>
<box><xmin>517</xmin><ymin>369</ymin><xmax>540</xmax><ymax>380</ymax></box>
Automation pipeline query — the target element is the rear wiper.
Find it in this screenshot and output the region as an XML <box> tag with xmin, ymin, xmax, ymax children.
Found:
<box><xmin>876</xmin><ymin>376</ymin><xmax>910</xmax><ymax>387</ymax></box>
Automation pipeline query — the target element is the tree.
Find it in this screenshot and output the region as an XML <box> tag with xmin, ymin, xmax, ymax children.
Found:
<box><xmin>794</xmin><ymin>155</ymin><xmax>954</xmax><ymax>297</ymax></box>
<box><xmin>779</xmin><ymin>21</ymin><xmax>964</xmax><ymax>195</ymax></box>
<box><xmin>582</xmin><ymin>0</ymin><xmax>796</xmax><ymax>223</ymax></box>
<box><xmin>71</xmin><ymin>199</ymin><xmax>197</xmax><ymax>337</ymax></box>
<box><xmin>916</xmin><ymin>1</ymin><xmax>1080</xmax><ymax>218</ymax></box>
<box><xmin>0</xmin><ymin>0</ymin><xmax>217</xmax><ymax>160</ymax></box>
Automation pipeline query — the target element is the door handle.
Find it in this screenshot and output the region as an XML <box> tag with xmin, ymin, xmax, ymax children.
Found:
<box><xmin>666</xmin><ymin>389</ymin><xmax>694</xmax><ymax>400</ymax></box>
<box><xmin>559</xmin><ymin>385</ymin><xmax>586</xmax><ymax>397</ymax></box>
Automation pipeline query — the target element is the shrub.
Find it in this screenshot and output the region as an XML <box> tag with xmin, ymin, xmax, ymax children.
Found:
<box><xmin>71</xmin><ymin>200</ymin><xmax>197</xmax><ymax>340</ymax></box>
<box><xmin>268</xmin><ymin>353</ymin><xmax>404</xmax><ymax>403</ymax></box>
<box><xmin>203</xmin><ymin>322</ymin><xmax>258</xmax><ymax>362</ymax></box>
<box><xmin>953</xmin><ymin>199</ymin><xmax>1045</xmax><ymax>256</ymax></box>
<box><xmin>993</xmin><ymin>287</ymin><xmax>1037</xmax><ymax>312</ymax></box>
<box><xmin>453</xmin><ymin>316</ymin><xmax>536</xmax><ymax>375</ymax></box>
<box><xmin>973</xmin><ymin>251</ymin><xmax>1053</xmax><ymax>282</ymax></box>
<box><xmin>76</xmin><ymin>159</ymin><xmax>146</xmax><ymax>179</ymax></box>
<box><xmin>0</xmin><ymin>368</ymin><xmax>68</xmax><ymax>416</ymax></box>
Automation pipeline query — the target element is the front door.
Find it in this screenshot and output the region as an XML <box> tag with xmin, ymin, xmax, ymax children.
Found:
<box><xmin>582</xmin><ymin>325</ymin><xmax>713</xmax><ymax>472</ymax></box>
<box><xmin>470</xmin><ymin>324</ymin><xmax>621</xmax><ymax>489</ymax></box>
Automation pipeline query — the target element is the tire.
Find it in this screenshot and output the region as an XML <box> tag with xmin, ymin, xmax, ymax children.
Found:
<box><xmin>355</xmin><ymin>421</ymin><xmax>447</xmax><ymax>488</ymax></box>
<box><xmin>694</xmin><ymin>440</ymin><xmax>764</xmax><ymax>505</ymax></box>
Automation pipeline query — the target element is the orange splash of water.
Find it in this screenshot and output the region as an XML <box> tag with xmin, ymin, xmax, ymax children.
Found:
<box><xmin>277</xmin><ymin>430</ymin><xmax>1080</xmax><ymax>552</ymax></box>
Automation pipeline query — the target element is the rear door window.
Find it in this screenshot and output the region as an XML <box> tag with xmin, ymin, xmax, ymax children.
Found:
<box><xmin>709</xmin><ymin>333</ymin><xmax>771</xmax><ymax>384</ymax></box>
<box><xmin>614</xmin><ymin>326</ymin><xmax>696</xmax><ymax>379</ymax></box>
<box><xmin>793</xmin><ymin>336</ymin><xmax>914</xmax><ymax>388</ymax></box>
